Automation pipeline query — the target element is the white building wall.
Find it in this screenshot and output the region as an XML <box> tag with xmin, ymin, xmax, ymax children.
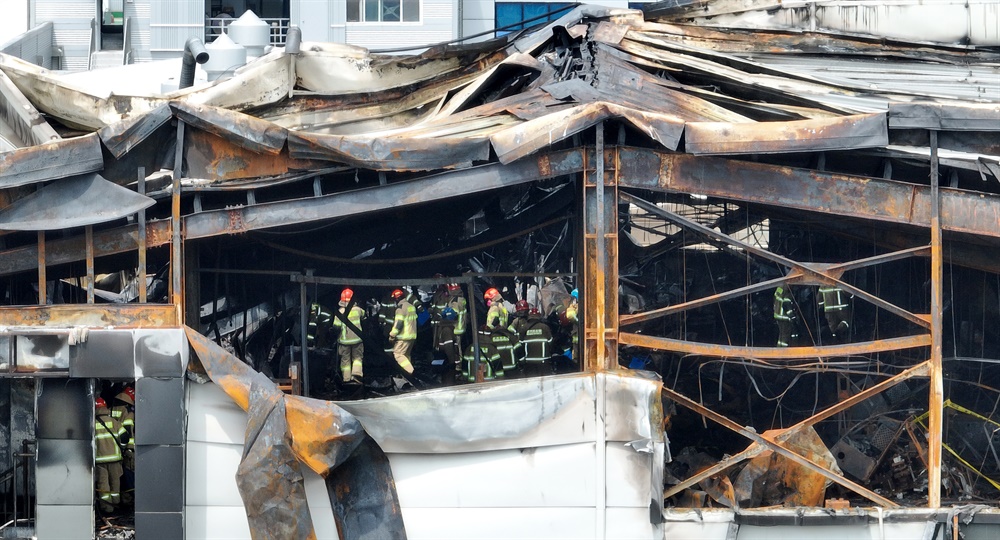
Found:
<box><xmin>461</xmin><ymin>0</ymin><xmax>634</xmax><ymax>43</ymax></box>
<box><xmin>125</xmin><ymin>0</ymin><xmax>153</xmax><ymax>62</ymax></box>
<box><xmin>32</xmin><ymin>0</ymin><xmax>95</xmax><ymax>71</ymax></box>
<box><xmin>0</xmin><ymin>1</ymin><xmax>29</xmax><ymax>46</ymax></box>
<box><xmin>149</xmin><ymin>0</ymin><xmax>205</xmax><ymax>60</ymax></box>
<box><xmin>346</xmin><ymin>0</ymin><xmax>456</xmax><ymax>49</ymax></box>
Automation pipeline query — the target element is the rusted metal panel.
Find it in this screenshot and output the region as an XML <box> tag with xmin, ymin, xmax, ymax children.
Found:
<box><xmin>492</xmin><ymin>102</ymin><xmax>684</xmax><ymax>164</ymax></box>
<box><xmin>0</xmin><ymin>173</ymin><xmax>154</xmax><ymax>230</ymax></box>
<box><xmin>98</xmin><ymin>104</ymin><xmax>173</xmax><ymax>159</ymax></box>
<box><xmin>618</xmin><ymin>147</ymin><xmax>1000</xmax><ymax>240</ymax></box>
<box><xmin>889</xmin><ymin>102</ymin><xmax>1000</xmax><ymax>131</ymax></box>
<box><xmin>184</xmin><ymin>129</ymin><xmax>326</xmax><ymax>182</ymax></box>
<box><xmin>185</xmin><ymin>328</ymin><xmax>407</xmax><ymax>540</ymax></box>
<box><xmin>170</xmin><ymin>102</ymin><xmax>287</xmax><ymax>155</ymax></box>
<box><xmin>733</xmin><ymin>427</ymin><xmax>839</xmax><ymax>508</ymax></box>
<box><xmin>287</xmin><ymin>130</ymin><xmax>490</xmax><ymax>171</ymax></box>
<box><xmin>0</xmin><ymin>133</ymin><xmax>103</xmax><ymax>189</ymax></box>
<box><xmin>620</xmin><ymin>332</ymin><xmax>931</xmax><ymax>359</ymax></box>
<box><xmin>0</xmin><ymin>304</ymin><xmax>178</xmax><ymax>327</ymax></box>
<box><xmin>684</xmin><ymin>113</ymin><xmax>888</xmax><ymax>155</ymax></box>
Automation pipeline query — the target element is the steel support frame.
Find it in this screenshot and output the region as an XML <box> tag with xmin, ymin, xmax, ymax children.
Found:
<box><xmin>582</xmin><ymin>128</ymin><xmax>619</xmax><ymax>372</ymax></box>
<box><xmin>662</xmin><ymin>362</ymin><xmax>930</xmax><ymax>502</ymax></box>
<box><xmin>928</xmin><ymin>130</ymin><xmax>944</xmax><ymax>508</ymax></box>
<box><xmin>622</xmin><ymin>191</ymin><xmax>930</xmax><ymax>330</ymax></box>
<box><xmin>661</xmin><ymin>383</ymin><xmax>899</xmax><ymax>508</ymax></box>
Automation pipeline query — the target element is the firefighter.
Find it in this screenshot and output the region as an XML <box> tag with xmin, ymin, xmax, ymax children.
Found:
<box><xmin>95</xmin><ymin>397</ymin><xmax>127</xmax><ymax>515</ymax></box>
<box><xmin>484</xmin><ymin>288</ymin><xmax>518</xmax><ymax>376</ymax></box>
<box><xmin>379</xmin><ymin>291</ymin><xmax>398</xmax><ymax>358</ymax></box>
<box><xmin>307</xmin><ymin>302</ymin><xmax>333</xmax><ymax>348</ymax></box>
<box><xmin>388</xmin><ymin>288</ymin><xmax>417</xmax><ymax>374</ymax></box>
<box><xmin>431</xmin><ymin>281</ymin><xmax>466</xmax><ymax>384</ymax></box>
<box><xmin>818</xmin><ymin>285</ymin><xmax>852</xmax><ymax>341</ymax></box>
<box><xmin>773</xmin><ymin>285</ymin><xmax>799</xmax><ymax>347</ymax></box>
<box><xmin>508</xmin><ymin>300</ymin><xmax>532</xmax><ymax>364</ymax></box>
<box><xmin>332</xmin><ymin>288</ymin><xmax>365</xmax><ymax>383</ymax></box>
<box><xmin>519</xmin><ymin>306</ymin><xmax>554</xmax><ymax>377</ymax></box>
<box><xmin>110</xmin><ymin>386</ymin><xmax>135</xmax><ymax>505</ymax></box>
<box><xmin>461</xmin><ymin>326</ymin><xmax>503</xmax><ymax>382</ymax></box>
<box><xmin>484</xmin><ymin>287</ymin><xmax>508</xmax><ymax>330</ymax></box>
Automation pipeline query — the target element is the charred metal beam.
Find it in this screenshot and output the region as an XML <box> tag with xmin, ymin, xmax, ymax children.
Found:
<box><xmin>0</xmin><ymin>69</ymin><xmax>59</xmax><ymax>147</ymax></box>
<box><xmin>582</xmin><ymin>126</ymin><xmax>619</xmax><ymax>371</ymax></box>
<box><xmin>0</xmin><ymin>304</ymin><xmax>178</xmax><ymax>327</ymax></box>
<box><xmin>0</xmin><ymin>133</ymin><xmax>103</xmax><ymax>188</ymax></box>
<box><xmin>928</xmin><ymin>130</ymin><xmax>944</xmax><ymax>508</ymax></box>
<box><xmin>622</xmin><ymin>191</ymin><xmax>931</xmax><ymax>329</ymax></box>
<box><xmin>620</xmin><ymin>332</ymin><xmax>931</xmax><ymax>359</ymax></box>
<box><xmin>618</xmin><ymin>147</ymin><xmax>1000</xmax><ymax>240</ymax></box>
<box><xmin>661</xmin><ymin>385</ymin><xmax>899</xmax><ymax>508</ymax></box>
<box><xmin>183</xmin><ymin>148</ymin><xmax>585</xmax><ymax>239</ymax></box>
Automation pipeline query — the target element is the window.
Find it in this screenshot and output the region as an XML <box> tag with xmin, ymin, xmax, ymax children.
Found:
<box><xmin>347</xmin><ymin>0</ymin><xmax>420</xmax><ymax>22</ymax></box>
<box><xmin>495</xmin><ymin>2</ymin><xmax>574</xmax><ymax>34</ymax></box>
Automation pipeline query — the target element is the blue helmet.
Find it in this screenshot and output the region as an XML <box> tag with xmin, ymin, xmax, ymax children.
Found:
<box><xmin>571</xmin><ymin>289</ymin><xmax>578</xmax><ymax>299</ymax></box>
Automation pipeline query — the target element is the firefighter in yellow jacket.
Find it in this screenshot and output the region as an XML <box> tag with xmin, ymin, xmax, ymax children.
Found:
<box><xmin>333</xmin><ymin>288</ymin><xmax>366</xmax><ymax>382</ymax></box>
<box><xmin>95</xmin><ymin>397</ymin><xmax>128</xmax><ymax>514</ymax></box>
<box><xmin>388</xmin><ymin>288</ymin><xmax>417</xmax><ymax>374</ymax></box>
<box><xmin>110</xmin><ymin>386</ymin><xmax>136</xmax><ymax>504</ymax></box>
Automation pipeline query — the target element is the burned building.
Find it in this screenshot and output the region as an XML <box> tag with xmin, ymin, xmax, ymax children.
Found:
<box><xmin>0</xmin><ymin>2</ymin><xmax>998</xmax><ymax>539</ymax></box>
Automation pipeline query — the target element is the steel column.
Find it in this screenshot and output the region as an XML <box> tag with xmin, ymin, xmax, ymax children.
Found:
<box><xmin>171</xmin><ymin>121</ymin><xmax>185</xmax><ymax>314</ymax></box>
<box><xmin>928</xmin><ymin>130</ymin><xmax>944</xmax><ymax>508</ymax></box>
<box><xmin>582</xmin><ymin>131</ymin><xmax>619</xmax><ymax>371</ymax></box>
<box><xmin>138</xmin><ymin>167</ymin><xmax>147</xmax><ymax>303</ymax></box>
<box><xmin>36</xmin><ymin>231</ymin><xmax>45</xmax><ymax>304</ymax></box>
<box><xmin>85</xmin><ymin>225</ymin><xmax>94</xmax><ymax>304</ymax></box>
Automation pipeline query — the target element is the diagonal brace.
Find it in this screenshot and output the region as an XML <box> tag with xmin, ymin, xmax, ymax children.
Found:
<box><xmin>622</xmin><ymin>192</ymin><xmax>930</xmax><ymax>329</ymax></box>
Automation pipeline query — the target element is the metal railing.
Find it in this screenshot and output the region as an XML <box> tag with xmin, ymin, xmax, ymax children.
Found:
<box><xmin>122</xmin><ymin>16</ymin><xmax>134</xmax><ymax>65</ymax></box>
<box><xmin>204</xmin><ymin>18</ymin><xmax>291</xmax><ymax>47</ymax></box>
<box><xmin>87</xmin><ymin>18</ymin><xmax>96</xmax><ymax>71</ymax></box>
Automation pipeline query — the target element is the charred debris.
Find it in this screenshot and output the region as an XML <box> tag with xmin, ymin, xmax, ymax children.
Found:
<box><xmin>0</xmin><ymin>3</ymin><xmax>999</xmax><ymax>515</ymax></box>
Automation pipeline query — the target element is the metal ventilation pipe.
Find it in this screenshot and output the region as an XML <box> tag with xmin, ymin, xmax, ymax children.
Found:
<box><xmin>179</xmin><ymin>38</ymin><xmax>210</xmax><ymax>89</ymax></box>
<box><xmin>285</xmin><ymin>26</ymin><xmax>302</xmax><ymax>54</ymax></box>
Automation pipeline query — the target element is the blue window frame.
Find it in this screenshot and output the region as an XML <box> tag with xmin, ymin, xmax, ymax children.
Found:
<box><xmin>495</xmin><ymin>3</ymin><xmax>574</xmax><ymax>35</ymax></box>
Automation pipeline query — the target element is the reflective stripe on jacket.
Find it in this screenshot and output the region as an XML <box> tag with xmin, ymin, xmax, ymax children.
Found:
<box><xmin>96</xmin><ymin>413</ymin><xmax>125</xmax><ymax>463</ymax></box>
<box><xmin>390</xmin><ymin>300</ymin><xmax>417</xmax><ymax>341</ymax></box>
<box><xmin>819</xmin><ymin>286</ymin><xmax>849</xmax><ymax>312</ymax></box>
<box><xmin>333</xmin><ymin>304</ymin><xmax>365</xmax><ymax>345</ymax></box>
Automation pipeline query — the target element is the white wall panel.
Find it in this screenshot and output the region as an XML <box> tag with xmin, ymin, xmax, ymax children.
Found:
<box><xmin>606</xmin><ymin>507</ymin><xmax>659</xmax><ymax>540</ymax></box>
<box><xmin>389</xmin><ymin>443</ymin><xmax>597</xmax><ymax>508</ymax></box>
<box><xmin>186</xmin><ymin>441</ymin><xmax>244</xmax><ymax>507</ymax></box>
<box><xmin>186</xmin><ymin>505</ymin><xmax>253</xmax><ymax>540</ymax></box>
<box><xmin>605</xmin><ymin>442</ymin><xmax>653</xmax><ymax>508</ymax></box>
<box><xmin>400</xmin><ymin>507</ymin><xmax>597</xmax><ymax>540</ymax></box>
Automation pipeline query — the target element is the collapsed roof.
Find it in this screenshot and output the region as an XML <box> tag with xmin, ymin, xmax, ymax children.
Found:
<box><xmin>1</xmin><ymin>1</ymin><xmax>1000</xmax><ymax>515</ymax></box>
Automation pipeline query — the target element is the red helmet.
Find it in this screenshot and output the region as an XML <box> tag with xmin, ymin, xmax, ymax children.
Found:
<box><xmin>447</xmin><ymin>283</ymin><xmax>461</xmax><ymax>292</ymax></box>
<box><xmin>484</xmin><ymin>287</ymin><xmax>500</xmax><ymax>302</ymax></box>
<box><xmin>515</xmin><ymin>300</ymin><xmax>530</xmax><ymax>313</ymax></box>
<box><xmin>390</xmin><ymin>289</ymin><xmax>405</xmax><ymax>300</ymax></box>
<box><xmin>124</xmin><ymin>386</ymin><xmax>135</xmax><ymax>401</ymax></box>
<box><xmin>529</xmin><ymin>307</ymin><xmax>541</xmax><ymax>316</ymax></box>
<box><xmin>340</xmin><ymin>288</ymin><xmax>354</xmax><ymax>303</ymax></box>
<box><xmin>95</xmin><ymin>397</ymin><xmax>107</xmax><ymax>409</ymax></box>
